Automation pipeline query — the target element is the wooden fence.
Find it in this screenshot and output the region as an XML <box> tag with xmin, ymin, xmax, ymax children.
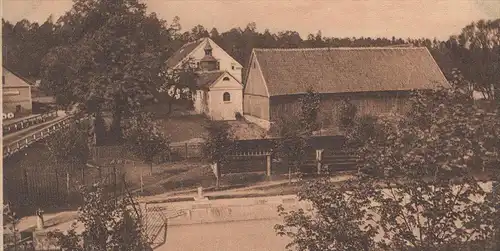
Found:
<box><xmin>3</xmin><ymin>111</ymin><xmax>59</xmax><ymax>136</ymax></box>
<box><xmin>3</xmin><ymin>115</ymin><xmax>89</xmax><ymax>158</ymax></box>
<box><xmin>3</xmin><ymin>162</ymin><xmax>126</xmax><ymax>215</ymax></box>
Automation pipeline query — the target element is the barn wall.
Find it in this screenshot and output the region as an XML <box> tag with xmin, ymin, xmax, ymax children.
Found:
<box><xmin>243</xmin><ymin>53</ymin><xmax>270</xmax><ymax>121</ymax></box>
<box><xmin>270</xmin><ymin>92</ymin><xmax>411</xmax><ymax>130</ymax></box>
<box><xmin>244</xmin><ymin>95</ymin><xmax>269</xmax><ymax>120</ymax></box>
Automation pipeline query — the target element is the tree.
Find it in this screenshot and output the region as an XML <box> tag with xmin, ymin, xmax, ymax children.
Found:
<box><xmin>449</xmin><ymin>19</ymin><xmax>500</xmax><ymax>101</ymax></box>
<box><xmin>157</xmin><ymin>61</ymin><xmax>199</xmax><ymax>114</ymax></box>
<box><xmin>41</xmin><ymin>0</ymin><xmax>174</xmax><ymax>143</ymax></box>
<box><xmin>275</xmin><ymin>178</ymin><xmax>378</xmax><ymax>251</ymax></box>
<box><xmin>46</xmin><ymin>119</ymin><xmax>90</xmax><ymax>171</ymax></box>
<box><xmin>202</xmin><ymin>121</ymin><xmax>236</xmax><ymax>189</ymax></box>
<box><xmin>298</xmin><ymin>88</ymin><xmax>321</xmax><ymax>136</ymax></box>
<box><xmin>47</xmin><ymin>183</ymin><xmax>148</xmax><ymax>250</ymax></box>
<box><xmin>338</xmin><ymin>99</ymin><xmax>358</xmax><ymax>132</ymax></box>
<box><xmin>275</xmin><ymin>116</ymin><xmax>309</xmax><ymax>184</ymax></box>
<box><xmin>276</xmin><ymin>85</ymin><xmax>500</xmax><ymax>250</ymax></box>
<box><xmin>124</xmin><ymin>112</ymin><xmax>169</xmax><ymax>175</ymax></box>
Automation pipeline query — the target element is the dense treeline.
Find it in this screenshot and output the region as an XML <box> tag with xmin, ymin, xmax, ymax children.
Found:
<box><xmin>2</xmin><ymin>14</ymin><xmax>499</xmax><ymax>100</ymax></box>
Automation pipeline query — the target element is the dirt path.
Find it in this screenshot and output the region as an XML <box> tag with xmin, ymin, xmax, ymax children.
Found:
<box><xmin>156</xmin><ymin>219</ymin><xmax>291</xmax><ymax>251</ymax></box>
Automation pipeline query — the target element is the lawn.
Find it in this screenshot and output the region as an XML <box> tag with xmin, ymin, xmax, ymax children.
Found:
<box><xmin>156</xmin><ymin>115</ymin><xmax>209</xmax><ymax>143</ymax></box>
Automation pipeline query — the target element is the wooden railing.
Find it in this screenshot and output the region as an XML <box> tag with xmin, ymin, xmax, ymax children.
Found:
<box><xmin>3</xmin><ymin>115</ymin><xmax>88</xmax><ymax>158</ymax></box>
<box><xmin>2</xmin><ymin>111</ymin><xmax>59</xmax><ymax>136</ymax></box>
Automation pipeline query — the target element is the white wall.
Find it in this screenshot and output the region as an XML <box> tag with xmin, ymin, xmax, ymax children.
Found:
<box><xmin>208</xmin><ymin>89</ymin><xmax>243</xmax><ymax>120</ymax></box>
<box><xmin>208</xmin><ymin>74</ymin><xmax>243</xmax><ymax>120</ymax></box>
<box><xmin>189</xmin><ymin>39</ymin><xmax>243</xmax><ymax>82</ymax></box>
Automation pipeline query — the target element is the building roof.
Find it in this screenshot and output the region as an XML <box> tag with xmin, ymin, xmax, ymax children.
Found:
<box><xmin>196</xmin><ymin>71</ymin><xmax>242</xmax><ymax>89</ymax></box>
<box><xmin>252</xmin><ymin>47</ymin><xmax>449</xmax><ymax>96</ymax></box>
<box><xmin>196</xmin><ymin>71</ymin><xmax>226</xmax><ymax>89</ymax></box>
<box><xmin>2</xmin><ymin>66</ymin><xmax>32</xmax><ymax>87</ymax></box>
<box><xmin>166</xmin><ymin>38</ymin><xmax>205</xmax><ymax>68</ymax></box>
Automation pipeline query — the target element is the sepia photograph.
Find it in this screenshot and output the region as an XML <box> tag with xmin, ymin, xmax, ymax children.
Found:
<box><xmin>1</xmin><ymin>0</ymin><xmax>500</xmax><ymax>250</ymax></box>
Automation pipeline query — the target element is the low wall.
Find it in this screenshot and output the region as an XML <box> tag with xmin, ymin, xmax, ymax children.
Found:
<box><xmin>243</xmin><ymin>115</ymin><xmax>271</xmax><ymax>131</ymax></box>
<box><xmin>152</xmin><ymin>195</ymin><xmax>311</xmax><ymax>226</ymax></box>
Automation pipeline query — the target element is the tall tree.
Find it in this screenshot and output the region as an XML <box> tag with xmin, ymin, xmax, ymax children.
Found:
<box><xmin>40</xmin><ymin>0</ymin><xmax>175</xmax><ymax>143</ymax></box>
<box><xmin>449</xmin><ymin>19</ymin><xmax>500</xmax><ymax>101</ymax></box>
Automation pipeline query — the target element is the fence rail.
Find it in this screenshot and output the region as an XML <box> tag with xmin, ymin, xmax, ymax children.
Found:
<box><xmin>3</xmin><ymin>115</ymin><xmax>88</xmax><ymax>158</ymax></box>
<box><xmin>3</xmin><ymin>111</ymin><xmax>59</xmax><ymax>136</ymax></box>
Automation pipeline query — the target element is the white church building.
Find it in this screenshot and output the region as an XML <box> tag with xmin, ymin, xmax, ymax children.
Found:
<box><xmin>166</xmin><ymin>37</ymin><xmax>244</xmax><ymax>121</ymax></box>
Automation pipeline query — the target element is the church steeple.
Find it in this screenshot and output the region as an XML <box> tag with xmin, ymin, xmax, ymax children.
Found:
<box><xmin>199</xmin><ymin>39</ymin><xmax>219</xmax><ymax>71</ymax></box>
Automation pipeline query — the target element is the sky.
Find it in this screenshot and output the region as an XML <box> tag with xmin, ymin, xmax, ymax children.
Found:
<box><xmin>2</xmin><ymin>0</ymin><xmax>499</xmax><ymax>40</ymax></box>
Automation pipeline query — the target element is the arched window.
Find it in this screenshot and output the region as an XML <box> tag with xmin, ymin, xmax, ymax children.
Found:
<box><xmin>223</xmin><ymin>92</ymin><xmax>231</xmax><ymax>102</ymax></box>
<box><xmin>223</xmin><ymin>77</ymin><xmax>230</xmax><ymax>81</ymax></box>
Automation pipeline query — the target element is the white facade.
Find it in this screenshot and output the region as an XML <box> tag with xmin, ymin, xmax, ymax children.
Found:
<box><xmin>173</xmin><ymin>38</ymin><xmax>243</xmax><ymax>82</ymax></box>
<box><xmin>169</xmin><ymin>37</ymin><xmax>244</xmax><ymax>121</ymax></box>
<box><xmin>193</xmin><ymin>72</ymin><xmax>243</xmax><ymax>121</ymax></box>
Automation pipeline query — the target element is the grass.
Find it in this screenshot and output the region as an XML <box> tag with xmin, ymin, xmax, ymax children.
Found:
<box><xmin>156</xmin><ymin>115</ymin><xmax>209</xmax><ymax>143</ymax></box>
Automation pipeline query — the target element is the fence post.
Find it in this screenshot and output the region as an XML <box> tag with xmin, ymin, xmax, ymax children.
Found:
<box><xmin>23</xmin><ymin>169</ymin><xmax>29</xmax><ymax>203</ymax></box>
<box><xmin>140</xmin><ymin>168</ymin><xmax>144</xmax><ymax>194</ymax></box>
<box><xmin>55</xmin><ymin>168</ymin><xmax>59</xmax><ymax>200</ymax></box>
<box><xmin>266</xmin><ymin>153</ymin><xmax>272</xmax><ymax>178</ymax></box>
<box><xmin>113</xmin><ymin>165</ymin><xmax>117</xmax><ymax>197</ymax></box>
<box><xmin>316</xmin><ymin>149</ymin><xmax>324</xmax><ymax>175</ymax></box>
<box><xmin>185</xmin><ymin>143</ymin><xmax>188</xmax><ymax>159</ymax></box>
<box><xmin>81</xmin><ymin>167</ymin><xmax>85</xmax><ymax>186</ymax></box>
<box><xmin>66</xmin><ymin>171</ymin><xmax>70</xmax><ymax>197</ymax></box>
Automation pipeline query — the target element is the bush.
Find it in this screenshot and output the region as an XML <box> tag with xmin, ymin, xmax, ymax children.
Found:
<box><xmin>235</xmin><ymin>112</ymin><xmax>244</xmax><ymax>120</ymax></box>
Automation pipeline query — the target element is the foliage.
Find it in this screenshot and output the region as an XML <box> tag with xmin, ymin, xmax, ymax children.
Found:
<box><xmin>157</xmin><ymin>61</ymin><xmax>199</xmax><ymax>114</ymax></box>
<box><xmin>274</xmin><ymin>116</ymin><xmax>309</xmax><ymax>182</ymax></box>
<box><xmin>202</xmin><ymin>121</ymin><xmax>236</xmax><ymax>166</ymax></box>
<box><xmin>275</xmin><ymin>178</ymin><xmax>378</xmax><ymax>251</ymax></box>
<box><xmin>298</xmin><ymin>88</ymin><xmax>321</xmax><ymax>135</ymax></box>
<box><xmin>338</xmin><ymin>99</ymin><xmax>358</xmax><ymax>132</ymax></box>
<box><xmin>39</xmin><ymin>0</ymin><xmax>177</xmax><ymax>142</ymax></box>
<box><xmin>45</xmin><ymin>119</ymin><xmax>90</xmax><ymax>168</ymax></box>
<box><xmin>3</xmin><ymin>203</ymin><xmax>20</xmax><ymax>249</ymax></box>
<box><xmin>47</xmin><ymin>183</ymin><xmax>148</xmax><ymax>251</ymax></box>
<box><xmin>124</xmin><ymin>112</ymin><xmax>169</xmax><ymax>168</ymax></box>
<box><xmin>235</xmin><ymin>112</ymin><xmax>244</xmax><ymax>120</ymax></box>
<box><xmin>276</xmin><ymin>85</ymin><xmax>500</xmax><ymax>251</ymax></box>
<box><xmin>449</xmin><ymin>19</ymin><xmax>500</xmax><ymax>101</ymax></box>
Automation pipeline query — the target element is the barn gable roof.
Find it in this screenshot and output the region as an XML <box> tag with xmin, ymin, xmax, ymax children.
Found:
<box><xmin>252</xmin><ymin>47</ymin><xmax>449</xmax><ymax>96</ymax></box>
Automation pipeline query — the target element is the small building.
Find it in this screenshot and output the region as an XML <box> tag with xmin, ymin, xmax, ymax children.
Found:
<box><xmin>243</xmin><ymin>47</ymin><xmax>449</xmax><ymax>131</ymax></box>
<box><xmin>2</xmin><ymin>66</ymin><xmax>33</xmax><ymax>117</ymax></box>
<box><xmin>166</xmin><ymin>37</ymin><xmax>244</xmax><ymax>120</ymax></box>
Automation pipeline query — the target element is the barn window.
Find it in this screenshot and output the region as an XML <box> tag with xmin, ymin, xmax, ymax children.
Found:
<box><xmin>223</xmin><ymin>77</ymin><xmax>230</xmax><ymax>81</ymax></box>
<box><xmin>223</xmin><ymin>92</ymin><xmax>231</xmax><ymax>102</ymax></box>
<box><xmin>231</xmin><ymin>65</ymin><xmax>235</xmax><ymax>70</ymax></box>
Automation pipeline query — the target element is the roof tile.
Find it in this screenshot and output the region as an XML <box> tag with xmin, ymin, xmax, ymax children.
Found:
<box><xmin>253</xmin><ymin>47</ymin><xmax>449</xmax><ymax>96</ymax></box>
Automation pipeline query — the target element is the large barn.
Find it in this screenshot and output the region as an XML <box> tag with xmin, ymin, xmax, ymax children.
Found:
<box><xmin>243</xmin><ymin>47</ymin><xmax>449</xmax><ymax>132</ymax></box>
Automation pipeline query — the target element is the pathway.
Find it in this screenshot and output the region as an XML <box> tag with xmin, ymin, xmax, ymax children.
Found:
<box><xmin>156</xmin><ymin>219</ymin><xmax>290</xmax><ymax>251</ymax></box>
